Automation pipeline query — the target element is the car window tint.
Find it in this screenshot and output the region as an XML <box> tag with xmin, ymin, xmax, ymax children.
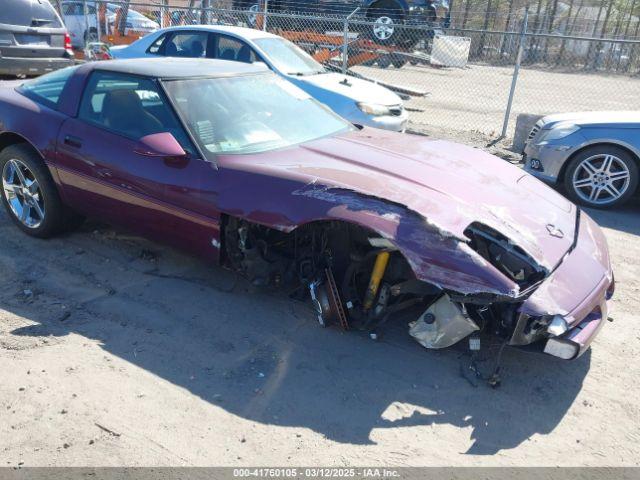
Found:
<box><xmin>62</xmin><ymin>3</ymin><xmax>81</xmax><ymax>15</ymax></box>
<box><xmin>78</xmin><ymin>72</ymin><xmax>194</xmax><ymax>153</ymax></box>
<box><xmin>1</xmin><ymin>0</ymin><xmax>63</xmax><ymax>28</ymax></box>
<box><xmin>215</xmin><ymin>35</ymin><xmax>258</xmax><ymax>63</ymax></box>
<box><xmin>62</xmin><ymin>3</ymin><xmax>96</xmax><ymax>15</ymax></box>
<box><xmin>147</xmin><ymin>33</ymin><xmax>169</xmax><ymax>54</ymax></box>
<box><xmin>165</xmin><ymin>32</ymin><xmax>208</xmax><ymax>58</ymax></box>
<box><xmin>18</xmin><ymin>66</ymin><xmax>79</xmax><ymax>110</ymax></box>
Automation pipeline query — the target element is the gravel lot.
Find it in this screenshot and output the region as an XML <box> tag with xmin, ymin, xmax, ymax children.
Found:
<box><xmin>354</xmin><ymin>63</ymin><xmax>640</xmax><ymax>141</ymax></box>
<box><xmin>0</xmin><ymin>76</ymin><xmax>639</xmax><ymax>467</ymax></box>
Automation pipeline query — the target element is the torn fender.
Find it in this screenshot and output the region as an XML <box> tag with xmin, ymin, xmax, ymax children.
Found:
<box><xmin>216</xmin><ymin>164</ymin><xmax>519</xmax><ymax>297</ymax></box>
<box><xmin>215</xmin><ymin>129</ymin><xmax>581</xmax><ymax>298</ymax></box>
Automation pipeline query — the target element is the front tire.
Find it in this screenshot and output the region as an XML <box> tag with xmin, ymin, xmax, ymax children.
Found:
<box><xmin>563</xmin><ymin>145</ymin><xmax>638</xmax><ymax>209</ymax></box>
<box><xmin>246</xmin><ymin>4</ymin><xmax>260</xmax><ymax>28</ymax></box>
<box><xmin>0</xmin><ymin>144</ymin><xmax>82</xmax><ymax>238</ymax></box>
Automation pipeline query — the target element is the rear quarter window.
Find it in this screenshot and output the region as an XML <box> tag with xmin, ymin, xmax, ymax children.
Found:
<box><xmin>0</xmin><ymin>0</ymin><xmax>64</xmax><ymax>28</ymax></box>
<box><xmin>18</xmin><ymin>66</ymin><xmax>78</xmax><ymax>110</ymax></box>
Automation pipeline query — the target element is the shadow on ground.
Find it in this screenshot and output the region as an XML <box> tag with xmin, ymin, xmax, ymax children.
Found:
<box><xmin>585</xmin><ymin>201</ymin><xmax>640</xmax><ymax>236</ymax></box>
<box><xmin>0</xmin><ymin>216</ymin><xmax>592</xmax><ymax>454</ymax></box>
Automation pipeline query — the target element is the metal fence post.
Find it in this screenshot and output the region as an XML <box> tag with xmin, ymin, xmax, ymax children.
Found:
<box><xmin>263</xmin><ymin>0</ymin><xmax>269</xmax><ymax>32</ymax></box>
<box><xmin>200</xmin><ymin>0</ymin><xmax>208</xmax><ymax>24</ymax></box>
<box><xmin>501</xmin><ymin>8</ymin><xmax>529</xmax><ymax>139</ymax></box>
<box><xmin>342</xmin><ymin>8</ymin><xmax>359</xmax><ymax>74</ymax></box>
<box><xmin>161</xmin><ymin>0</ymin><xmax>168</xmax><ymax>29</ymax></box>
<box><xmin>95</xmin><ymin>0</ymin><xmax>102</xmax><ymax>43</ymax></box>
<box><xmin>82</xmin><ymin>0</ymin><xmax>89</xmax><ymax>48</ymax></box>
<box><xmin>342</xmin><ymin>19</ymin><xmax>349</xmax><ymax>73</ymax></box>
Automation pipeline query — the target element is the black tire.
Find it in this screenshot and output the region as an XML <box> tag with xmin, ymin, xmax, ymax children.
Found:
<box><xmin>563</xmin><ymin>145</ymin><xmax>639</xmax><ymax>209</ymax></box>
<box><xmin>245</xmin><ymin>4</ymin><xmax>260</xmax><ymax>28</ymax></box>
<box><xmin>84</xmin><ymin>28</ymin><xmax>99</xmax><ymax>44</ymax></box>
<box><xmin>376</xmin><ymin>54</ymin><xmax>392</xmax><ymax>68</ymax></box>
<box><xmin>0</xmin><ymin>144</ymin><xmax>83</xmax><ymax>238</ymax></box>
<box><xmin>391</xmin><ymin>54</ymin><xmax>407</xmax><ymax>68</ymax></box>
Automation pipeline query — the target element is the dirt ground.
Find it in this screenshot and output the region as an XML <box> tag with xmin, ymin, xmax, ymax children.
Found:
<box><xmin>1</xmin><ymin>188</ymin><xmax>639</xmax><ymax>468</ymax></box>
<box><xmin>1</xmin><ymin>180</ymin><xmax>640</xmax><ymax>467</ymax></box>
<box><xmin>354</xmin><ymin>63</ymin><xmax>640</xmax><ymax>141</ymax></box>
<box><xmin>0</xmin><ymin>75</ymin><xmax>639</xmax><ymax>467</ymax></box>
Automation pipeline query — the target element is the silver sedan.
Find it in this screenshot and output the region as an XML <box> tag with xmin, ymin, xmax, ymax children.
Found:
<box><xmin>523</xmin><ymin>111</ymin><xmax>639</xmax><ymax>209</ymax></box>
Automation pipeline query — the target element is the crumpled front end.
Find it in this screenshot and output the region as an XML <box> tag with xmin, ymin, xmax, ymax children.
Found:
<box><xmin>218</xmin><ymin>130</ymin><xmax>613</xmax><ymax>364</ymax></box>
<box><xmin>513</xmin><ymin>211</ymin><xmax>614</xmax><ymax>359</ymax></box>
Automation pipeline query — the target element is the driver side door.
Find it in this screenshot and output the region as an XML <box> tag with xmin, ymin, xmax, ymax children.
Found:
<box><xmin>55</xmin><ymin>71</ymin><xmax>223</xmax><ymax>260</ymax></box>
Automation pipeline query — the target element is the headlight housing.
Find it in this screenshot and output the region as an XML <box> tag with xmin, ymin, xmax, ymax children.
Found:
<box><xmin>536</xmin><ymin>123</ymin><xmax>579</xmax><ymax>145</ymax></box>
<box><xmin>546</xmin><ymin>315</ymin><xmax>569</xmax><ymax>336</ymax></box>
<box><xmin>357</xmin><ymin>102</ymin><xmax>392</xmax><ymax>117</ymax></box>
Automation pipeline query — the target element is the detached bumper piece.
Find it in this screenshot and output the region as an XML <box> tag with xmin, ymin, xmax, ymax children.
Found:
<box><xmin>409</xmin><ymin>294</ymin><xmax>479</xmax><ymax>349</ymax></box>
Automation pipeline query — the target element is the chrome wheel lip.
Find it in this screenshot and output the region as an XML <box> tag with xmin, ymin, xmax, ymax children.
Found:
<box><xmin>572</xmin><ymin>153</ymin><xmax>631</xmax><ymax>206</ymax></box>
<box><xmin>373</xmin><ymin>16</ymin><xmax>395</xmax><ymax>41</ymax></box>
<box><xmin>2</xmin><ymin>158</ymin><xmax>45</xmax><ymax>229</ymax></box>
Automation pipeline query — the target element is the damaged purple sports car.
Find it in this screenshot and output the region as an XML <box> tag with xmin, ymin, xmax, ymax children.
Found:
<box><xmin>0</xmin><ymin>59</ymin><xmax>614</xmax><ymax>363</ymax></box>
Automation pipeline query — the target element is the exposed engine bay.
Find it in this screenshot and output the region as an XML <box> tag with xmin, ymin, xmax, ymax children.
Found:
<box><xmin>222</xmin><ymin>217</ymin><xmax>564</xmax><ymax>376</ymax></box>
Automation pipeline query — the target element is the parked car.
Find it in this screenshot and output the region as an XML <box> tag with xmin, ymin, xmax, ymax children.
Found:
<box><xmin>110</xmin><ymin>25</ymin><xmax>408</xmax><ymax>131</ymax></box>
<box><xmin>0</xmin><ymin>58</ymin><xmax>613</xmax><ymax>362</ymax></box>
<box><xmin>61</xmin><ymin>1</ymin><xmax>159</xmax><ymax>48</ymax></box>
<box><xmin>0</xmin><ymin>0</ymin><xmax>75</xmax><ymax>76</ymax></box>
<box><xmin>524</xmin><ymin>111</ymin><xmax>640</xmax><ymax>209</ymax></box>
<box><xmin>233</xmin><ymin>0</ymin><xmax>451</xmax><ymax>45</ymax></box>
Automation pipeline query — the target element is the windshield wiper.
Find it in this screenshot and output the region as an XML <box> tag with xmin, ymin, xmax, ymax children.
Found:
<box><xmin>31</xmin><ymin>18</ymin><xmax>54</xmax><ymax>26</ymax></box>
<box><xmin>287</xmin><ymin>70</ymin><xmax>325</xmax><ymax>77</ymax></box>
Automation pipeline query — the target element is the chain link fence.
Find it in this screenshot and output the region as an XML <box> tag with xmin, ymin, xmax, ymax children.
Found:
<box><xmin>52</xmin><ymin>0</ymin><xmax>640</xmax><ymax>145</ymax></box>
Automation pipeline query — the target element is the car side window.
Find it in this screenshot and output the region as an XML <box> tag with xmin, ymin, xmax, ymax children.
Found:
<box><xmin>77</xmin><ymin>72</ymin><xmax>195</xmax><ymax>153</ymax></box>
<box><xmin>215</xmin><ymin>35</ymin><xmax>259</xmax><ymax>63</ymax></box>
<box><xmin>164</xmin><ymin>32</ymin><xmax>209</xmax><ymax>58</ymax></box>
<box><xmin>147</xmin><ymin>33</ymin><xmax>170</xmax><ymax>54</ymax></box>
<box><xmin>18</xmin><ymin>66</ymin><xmax>79</xmax><ymax>110</ymax></box>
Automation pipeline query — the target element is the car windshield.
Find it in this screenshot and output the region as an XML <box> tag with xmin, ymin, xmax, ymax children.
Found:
<box><xmin>163</xmin><ymin>73</ymin><xmax>352</xmax><ymax>156</ymax></box>
<box><xmin>253</xmin><ymin>38</ymin><xmax>325</xmax><ymax>76</ymax></box>
<box><xmin>0</xmin><ymin>0</ymin><xmax>63</xmax><ymax>27</ymax></box>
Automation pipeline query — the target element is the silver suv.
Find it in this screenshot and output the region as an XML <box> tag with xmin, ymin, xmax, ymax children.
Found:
<box><xmin>0</xmin><ymin>0</ymin><xmax>75</xmax><ymax>76</ymax></box>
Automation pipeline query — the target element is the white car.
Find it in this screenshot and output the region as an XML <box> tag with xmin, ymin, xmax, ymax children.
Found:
<box><xmin>110</xmin><ymin>25</ymin><xmax>408</xmax><ymax>131</ymax></box>
<box><xmin>61</xmin><ymin>1</ymin><xmax>159</xmax><ymax>48</ymax></box>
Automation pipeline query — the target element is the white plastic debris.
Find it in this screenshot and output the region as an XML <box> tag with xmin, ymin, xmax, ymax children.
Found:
<box><xmin>409</xmin><ymin>294</ymin><xmax>479</xmax><ymax>349</ymax></box>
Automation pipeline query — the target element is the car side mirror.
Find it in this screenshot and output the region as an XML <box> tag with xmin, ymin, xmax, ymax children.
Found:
<box><xmin>134</xmin><ymin>132</ymin><xmax>187</xmax><ymax>159</ymax></box>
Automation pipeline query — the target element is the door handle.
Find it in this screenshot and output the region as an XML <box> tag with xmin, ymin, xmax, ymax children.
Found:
<box><xmin>63</xmin><ymin>135</ymin><xmax>83</xmax><ymax>148</ymax></box>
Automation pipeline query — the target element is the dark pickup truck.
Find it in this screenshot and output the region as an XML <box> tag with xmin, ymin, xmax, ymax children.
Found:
<box><xmin>0</xmin><ymin>0</ymin><xmax>75</xmax><ymax>77</ymax></box>
<box><xmin>233</xmin><ymin>0</ymin><xmax>451</xmax><ymax>46</ymax></box>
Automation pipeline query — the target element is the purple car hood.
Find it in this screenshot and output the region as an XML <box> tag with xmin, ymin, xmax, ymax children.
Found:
<box><xmin>224</xmin><ymin>129</ymin><xmax>577</xmax><ymax>271</ymax></box>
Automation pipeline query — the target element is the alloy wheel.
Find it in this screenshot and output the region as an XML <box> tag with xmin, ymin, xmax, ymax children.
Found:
<box><xmin>2</xmin><ymin>158</ymin><xmax>46</xmax><ymax>229</ymax></box>
<box><xmin>373</xmin><ymin>16</ymin><xmax>395</xmax><ymax>41</ymax></box>
<box><xmin>572</xmin><ymin>154</ymin><xmax>631</xmax><ymax>205</ymax></box>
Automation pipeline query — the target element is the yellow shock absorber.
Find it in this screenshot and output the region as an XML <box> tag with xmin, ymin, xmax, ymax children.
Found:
<box><xmin>363</xmin><ymin>251</ymin><xmax>390</xmax><ymax>311</ymax></box>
